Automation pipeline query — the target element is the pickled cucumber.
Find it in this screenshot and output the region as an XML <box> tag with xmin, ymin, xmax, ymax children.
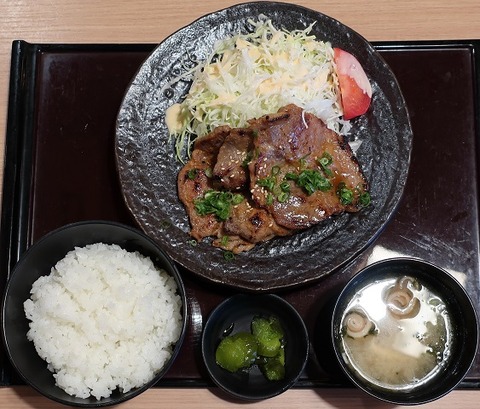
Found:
<box><xmin>251</xmin><ymin>316</ymin><xmax>284</xmax><ymax>357</ymax></box>
<box><xmin>215</xmin><ymin>332</ymin><xmax>258</xmax><ymax>372</ymax></box>
<box><xmin>215</xmin><ymin>315</ymin><xmax>286</xmax><ymax>381</ymax></box>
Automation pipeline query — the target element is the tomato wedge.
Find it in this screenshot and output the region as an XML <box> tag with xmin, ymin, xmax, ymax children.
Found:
<box><xmin>333</xmin><ymin>48</ymin><xmax>372</xmax><ymax>120</ymax></box>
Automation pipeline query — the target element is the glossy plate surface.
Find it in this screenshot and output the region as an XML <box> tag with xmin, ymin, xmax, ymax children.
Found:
<box><xmin>115</xmin><ymin>2</ymin><xmax>413</xmax><ymax>291</ymax></box>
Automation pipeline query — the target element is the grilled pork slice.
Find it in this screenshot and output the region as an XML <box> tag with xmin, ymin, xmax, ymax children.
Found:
<box><xmin>178</xmin><ymin>104</ymin><xmax>369</xmax><ymax>253</ymax></box>
<box><xmin>223</xmin><ymin>198</ymin><xmax>292</xmax><ymax>244</ymax></box>
<box><xmin>213</xmin><ymin>128</ymin><xmax>254</xmax><ymax>191</ymax></box>
<box><xmin>178</xmin><ymin>124</ymin><xmax>293</xmax><ymax>253</ymax></box>
<box><xmin>248</xmin><ymin>104</ymin><xmax>368</xmax><ymax>230</ymax></box>
<box><xmin>177</xmin><ymin>126</ymin><xmax>231</xmax><ymax>241</ymax></box>
<box><xmin>212</xmin><ymin>234</ymin><xmax>255</xmax><ymax>254</ymax></box>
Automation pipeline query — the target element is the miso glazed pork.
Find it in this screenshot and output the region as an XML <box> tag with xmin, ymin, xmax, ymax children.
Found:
<box><xmin>177</xmin><ymin>104</ymin><xmax>370</xmax><ymax>254</ymax></box>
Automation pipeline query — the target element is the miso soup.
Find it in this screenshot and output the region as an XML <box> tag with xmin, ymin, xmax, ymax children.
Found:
<box><xmin>338</xmin><ymin>275</ymin><xmax>453</xmax><ymax>391</ymax></box>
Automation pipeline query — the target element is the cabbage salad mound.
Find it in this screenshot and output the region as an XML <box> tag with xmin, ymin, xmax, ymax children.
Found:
<box><xmin>165</xmin><ymin>16</ymin><xmax>349</xmax><ymax>158</ymax></box>
<box><xmin>24</xmin><ymin>243</ymin><xmax>183</xmax><ymax>400</ymax></box>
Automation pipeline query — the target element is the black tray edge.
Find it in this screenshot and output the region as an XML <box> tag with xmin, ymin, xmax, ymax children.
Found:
<box><xmin>1</xmin><ymin>39</ymin><xmax>479</xmax><ymax>388</ymax></box>
<box><xmin>0</xmin><ymin>41</ymin><xmax>159</xmax><ymax>267</ymax></box>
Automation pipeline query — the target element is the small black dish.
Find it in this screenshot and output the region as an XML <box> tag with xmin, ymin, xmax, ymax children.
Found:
<box><xmin>2</xmin><ymin>220</ymin><xmax>188</xmax><ymax>407</ymax></box>
<box><xmin>201</xmin><ymin>294</ymin><xmax>309</xmax><ymax>400</ymax></box>
<box><xmin>331</xmin><ymin>258</ymin><xmax>478</xmax><ymax>405</ymax></box>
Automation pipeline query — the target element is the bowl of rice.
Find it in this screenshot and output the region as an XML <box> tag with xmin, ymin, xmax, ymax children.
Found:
<box><xmin>1</xmin><ymin>220</ymin><xmax>188</xmax><ymax>407</ymax></box>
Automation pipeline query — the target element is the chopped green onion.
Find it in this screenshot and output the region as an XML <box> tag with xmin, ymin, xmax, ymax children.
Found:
<box><xmin>257</xmin><ymin>176</ymin><xmax>276</xmax><ymax>192</ymax></box>
<box><xmin>296</xmin><ymin>169</ymin><xmax>332</xmax><ymax>195</ymax></box>
<box><xmin>284</xmin><ymin>169</ymin><xmax>332</xmax><ymax>195</ymax></box>
<box><xmin>359</xmin><ymin>191</ymin><xmax>371</xmax><ymax>207</ymax></box>
<box><xmin>187</xmin><ymin>168</ymin><xmax>198</xmax><ymax>180</ymax></box>
<box><xmin>277</xmin><ymin>192</ymin><xmax>290</xmax><ymax>203</ymax></box>
<box><xmin>223</xmin><ymin>250</ymin><xmax>235</xmax><ymax>261</ymax></box>
<box><xmin>323</xmin><ymin>167</ymin><xmax>333</xmax><ymax>178</ymax></box>
<box><xmin>232</xmin><ymin>194</ymin><xmax>244</xmax><ymax>205</ymax></box>
<box><xmin>318</xmin><ymin>151</ymin><xmax>333</xmax><ymax>167</ymax></box>
<box><xmin>266</xmin><ymin>193</ymin><xmax>274</xmax><ymax>205</ymax></box>
<box><xmin>284</xmin><ymin>172</ymin><xmax>298</xmax><ymax>181</ymax></box>
<box><xmin>337</xmin><ymin>182</ymin><xmax>354</xmax><ymax>205</ymax></box>
<box><xmin>317</xmin><ymin>152</ymin><xmax>333</xmax><ymax>177</ymax></box>
<box><xmin>194</xmin><ymin>190</ymin><xmax>244</xmax><ymax>221</ymax></box>
<box><xmin>279</xmin><ymin>181</ymin><xmax>290</xmax><ymax>192</ymax></box>
<box><xmin>223</xmin><ymin>251</ymin><xmax>235</xmax><ymax>261</ymax></box>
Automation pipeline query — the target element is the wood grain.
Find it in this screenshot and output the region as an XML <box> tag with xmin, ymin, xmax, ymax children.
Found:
<box><xmin>1</xmin><ymin>1</ymin><xmax>480</xmax><ymax>407</ymax></box>
<box><xmin>0</xmin><ymin>386</ymin><xmax>479</xmax><ymax>409</ymax></box>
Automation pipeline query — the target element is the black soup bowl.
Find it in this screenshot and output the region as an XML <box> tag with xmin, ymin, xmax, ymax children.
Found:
<box><xmin>2</xmin><ymin>220</ymin><xmax>188</xmax><ymax>407</ymax></box>
<box><xmin>202</xmin><ymin>294</ymin><xmax>309</xmax><ymax>400</ymax></box>
<box><xmin>331</xmin><ymin>258</ymin><xmax>478</xmax><ymax>405</ymax></box>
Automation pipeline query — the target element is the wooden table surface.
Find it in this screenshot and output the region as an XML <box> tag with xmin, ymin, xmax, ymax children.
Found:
<box><xmin>1</xmin><ymin>1</ymin><xmax>480</xmax><ymax>408</ymax></box>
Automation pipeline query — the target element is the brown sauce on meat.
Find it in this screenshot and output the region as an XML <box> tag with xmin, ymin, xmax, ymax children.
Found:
<box><xmin>177</xmin><ymin>104</ymin><xmax>369</xmax><ymax>253</ymax></box>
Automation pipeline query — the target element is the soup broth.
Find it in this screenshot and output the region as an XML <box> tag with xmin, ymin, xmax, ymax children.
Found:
<box><xmin>338</xmin><ymin>275</ymin><xmax>453</xmax><ymax>391</ymax></box>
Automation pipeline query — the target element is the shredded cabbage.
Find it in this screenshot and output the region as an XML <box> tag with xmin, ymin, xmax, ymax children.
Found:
<box><xmin>165</xmin><ymin>17</ymin><xmax>350</xmax><ymax>158</ymax></box>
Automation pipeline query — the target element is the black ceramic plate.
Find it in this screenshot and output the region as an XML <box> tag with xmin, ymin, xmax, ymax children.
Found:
<box><xmin>115</xmin><ymin>2</ymin><xmax>413</xmax><ymax>291</ymax></box>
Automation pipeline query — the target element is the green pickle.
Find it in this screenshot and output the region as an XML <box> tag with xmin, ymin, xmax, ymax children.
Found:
<box><xmin>251</xmin><ymin>316</ymin><xmax>284</xmax><ymax>357</ymax></box>
<box><xmin>215</xmin><ymin>332</ymin><xmax>258</xmax><ymax>372</ymax></box>
<box><xmin>215</xmin><ymin>316</ymin><xmax>286</xmax><ymax>381</ymax></box>
<box><xmin>258</xmin><ymin>347</ymin><xmax>286</xmax><ymax>381</ymax></box>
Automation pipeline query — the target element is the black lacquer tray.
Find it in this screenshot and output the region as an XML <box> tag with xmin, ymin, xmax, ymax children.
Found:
<box><xmin>1</xmin><ymin>39</ymin><xmax>480</xmax><ymax>389</ymax></box>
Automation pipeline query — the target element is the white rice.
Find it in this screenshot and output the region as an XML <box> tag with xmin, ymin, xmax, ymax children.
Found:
<box><xmin>23</xmin><ymin>243</ymin><xmax>183</xmax><ymax>400</ymax></box>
